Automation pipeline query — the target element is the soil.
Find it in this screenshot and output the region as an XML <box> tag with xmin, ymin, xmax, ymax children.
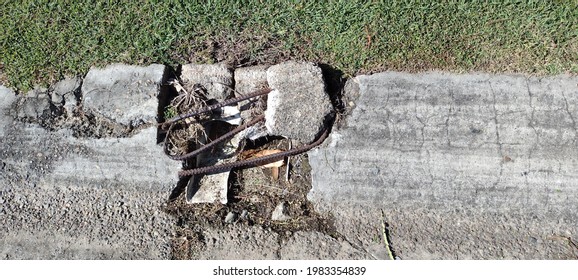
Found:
<box><xmin>161</xmin><ymin>91</ymin><xmax>341</xmax><ymax>259</ymax></box>
<box><xmin>164</xmin><ymin>151</ymin><xmax>341</xmax><ymax>259</ymax></box>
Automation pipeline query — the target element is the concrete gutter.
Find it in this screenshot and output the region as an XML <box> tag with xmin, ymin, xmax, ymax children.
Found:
<box><xmin>0</xmin><ymin>64</ymin><xmax>180</xmax><ymax>259</ymax></box>
<box><xmin>309</xmin><ymin>72</ymin><xmax>578</xmax><ymax>259</ymax></box>
<box><xmin>2</xmin><ymin>66</ymin><xmax>577</xmax><ymax>259</ymax></box>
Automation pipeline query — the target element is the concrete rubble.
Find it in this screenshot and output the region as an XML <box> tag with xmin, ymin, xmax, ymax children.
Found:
<box><xmin>178</xmin><ymin>63</ymin><xmax>236</xmax><ymax>204</ymax></box>
<box><xmin>82</xmin><ymin>63</ymin><xmax>165</xmax><ymax>126</ymax></box>
<box><xmin>271</xmin><ymin>201</ymin><xmax>291</xmax><ymax>221</ymax></box>
<box><xmin>182</xmin><ymin>61</ymin><xmax>333</xmax><ymax>204</ymax></box>
<box><xmin>265</xmin><ymin>61</ymin><xmax>333</xmax><ymax>144</ymax></box>
<box><xmin>51</xmin><ymin>77</ymin><xmax>81</xmax><ymax>114</ymax></box>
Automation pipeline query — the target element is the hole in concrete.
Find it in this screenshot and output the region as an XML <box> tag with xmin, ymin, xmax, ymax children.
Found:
<box><xmin>157</xmin><ymin>66</ymin><xmax>179</xmax><ymax>144</ymax></box>
<box><xmin>162</xmin><ymin>63</ymin><xmax>349</xmax><ymax>259</ymax></box>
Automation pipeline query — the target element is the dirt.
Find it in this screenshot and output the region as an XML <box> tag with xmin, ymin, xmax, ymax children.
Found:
<box><xmin>169</xmin><ymin>32</ymin><xmax>292</xmax><ymax>69</ymax></box>
<box><xmin>163</xmin><ymin>121</ymin><xmax>341</xmax><ymax>259</ymax></box>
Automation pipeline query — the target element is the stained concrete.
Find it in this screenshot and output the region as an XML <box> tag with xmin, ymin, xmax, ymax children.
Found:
<box><xmin>308</xmin><ymin>72</ymin><xmax>578</xmax><ymax>259</ymax></box>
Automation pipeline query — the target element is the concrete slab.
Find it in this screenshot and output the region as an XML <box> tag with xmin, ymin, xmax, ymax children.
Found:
<box><xmin>180</xmin><ymin>63</ymin><xmax>233</xmax><ymax>100</ymax></box>
<box><xmin>0</xmin><ymin>79</ymin><xmax>180</xmax><ymax>259</ymax></box>
<box><xmin>81</xmin><ymin>63</ymin><xmax>166</xmax><ymax>126</ymax></box>
<box><xmin>266</xmin><ymin>61</ymin><xmax>332</xmax><ymax>143</ymax></box>
<box><xmin>233</xmin><ymin>65</ymin><xmax>269</xmax><ymax>140</ymax></box>
<box><xmin>308</xmin><ymin>72</ymin><xmax>578</xmax><ymax>259</ymax></box>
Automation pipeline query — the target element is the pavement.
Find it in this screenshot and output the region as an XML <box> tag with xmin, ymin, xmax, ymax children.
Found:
<box><xmin>1</xmin><ymin>64</ymin><xmax>577</xmax><ymax>259</ymax></box>
<box><xmin>308</xmin><ymin>72</ymin><xmax>578</xmax><ymax>259</ymax></box>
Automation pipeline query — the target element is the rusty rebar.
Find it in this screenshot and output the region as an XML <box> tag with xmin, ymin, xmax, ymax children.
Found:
<box><xmin>178</xmin><ymin>127</ymin><xmax>329</xmax><ymax>177</ymax></box>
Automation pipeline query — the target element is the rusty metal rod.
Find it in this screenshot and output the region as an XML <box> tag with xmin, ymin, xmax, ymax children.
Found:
<box><xmin>165</xmin><ymin>115</ymin><xmax>265</xmax><ymax>161</ymax></box>
<box><xmin>178</xmin><ymin>128</ymin><xmax>330</xmax><ymax>177</ymax></box>
<box><xmin>158</xmin><ymin>88</ymin><xmax>271</xmax><ymax>129</ymax></box>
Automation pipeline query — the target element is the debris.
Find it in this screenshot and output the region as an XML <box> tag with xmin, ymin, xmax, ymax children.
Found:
<box><xmin>265</xmin><ymin>61</ymin><xmax>332</xmax><ymax>143</ymax></box>
<box><xmin>218</xmin><ymin>106</ymin><xmax>241</xmax><ymax>125</ymax></box>
<box><xmin>240</xmin><ymin>210</ymin><xmax>249</xmax><ymax>220</ymax></box>
<box><xmin>380</xmin><ymin>210</ymin><xmax>396</xmax><ymax>260</ymax></box>
<box><xmin>241</xmin><ymin>149</ymin><xmax>285</xmax><ymax>168</ymax></box>
<box><xmin>240</xmin><ymin>149</ymin><xmax>285</xmax><ymax>181</ymax></box>
<box><xmin>224</xmin><ymin>212</ymin><xmax>237</xmax><ymax>224</ymax></box>
<box><xmin>271</xmin><ymin>202</ymin><xmax>291</xmax><ymax>221</ymax></box>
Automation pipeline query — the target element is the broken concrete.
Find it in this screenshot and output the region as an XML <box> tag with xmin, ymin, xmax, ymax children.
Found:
<box><xmin>82</xmin><ymin>63</ymin><xmax>166</xmax><ymax>126</ymax></box>
<box><xmin>0</xmin><ymin>71</ymin><xmax>180</xmax><ymax>259</ymax></box>
<box><xmin>180</xmin><ymin>63</ymin><xmax>233</xmax><ymax>100</ymax></box>
<box><xmin>308</xmin><ymin>72</ymin><xmax>578</xmax><ymax>259</ymax></box>
<box><xmin>185</xmin><ymin>121</ymin><xmax>244</xmax><ymax>204</ymax></box>
<box><xmin>266</xmin><ymin>61</ymin><xmax>332</xmax><ymax>143</ymax></box>
<box><xmin>51</xmin><ymin>77</ymin><xmax>81</xmax><ymax>114</ymax></box>
<box><xmin>234</xmin><ymin>65</ymin><xmax>269</xmax><ymax>95</ymax></box>
<box><xmin>271</xmin><ymin>202</ymin><xmax>291</xmax><ymax>221</ymax></box>
<box><xmin>234</xmin><ymin>65</ymin><xmax>269</xmax><ymax>140</ymax></box>
<box><xmin>6</xmin><ymin>63</ymin><xmax>576</xmax><ymax>260</ymax></box>
<box><xmin>13</xmin><ymin>87</ymin><xmax>52</xmax><ymax>120</ymax></box>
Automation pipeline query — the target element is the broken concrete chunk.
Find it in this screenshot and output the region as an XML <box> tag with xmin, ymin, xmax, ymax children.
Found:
<box><xmin>217</xmin><ymin>106</ymin><xmax>241</xmax><ymax>126</ymax></box>
<box><xmin>224</xmin><ymin>212</ymin><xmax>237</xmax><ymax>223</ymax></box>
<box><xmin>186</xmin><ymin>121</ymin><xmax>245</xmax><ymax>204</ymax></box>
<box><xmin>15</xmin><ymin>88</ymin><xmax>51</xmax><ymax>120</ymax></box>
<box><xmin>234</xmin><ymin>65</ymin><xmax>270</xmax><ymax>140</ymax></box>
<box><xmin>266</xmin><ymin>61</ymin><xmax>332</xmax><ymax>144</ymax></box>
<box><xmin>234</xmin><ymin>65</ymin><xmax>269</xmax><ymax>95</ymax></box>
<box><xmin>180</xmin><ymin>63</ymin><xmax>233</xmax><ymax>100</ymax></box>
<box><xmin>187</xmin><ymin>171</ymin><xmax>229</xmax><ymax>204</ymax></box>
<box><xmin>52</xmin><ymin>77</ymin><xmax>81</xmax><ymax>113</ymax></box>
<box><xmin>271</xmin><ymin>201</ymin><xmax>291</xmax><ymax>221</ymax></box>
<box><xmin>81</xmin><ymin>63</ymin><xmax>166</xmax><ymax>126</ymax></box>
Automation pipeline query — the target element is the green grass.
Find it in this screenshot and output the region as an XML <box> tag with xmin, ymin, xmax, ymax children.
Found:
<box><xmin>1</xmin><ymin>0</ymin><xmax>577</xmax><ymax>91</ymax></box>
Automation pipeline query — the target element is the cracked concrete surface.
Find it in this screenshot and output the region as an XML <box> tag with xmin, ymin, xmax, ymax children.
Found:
<box><xmin>309</xmin><ymin>72</ymin><xmax>578</xmax><ymax>259</ymax></box>
<box><xmin>2</xmin><ymin>68</ymin><xmax>578</xmax><ymax>259</ymax></box>
<box><xmin>0</xmin><ymin>65</ymin><xmax>180</xmax><ymax>259</ymax></box>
